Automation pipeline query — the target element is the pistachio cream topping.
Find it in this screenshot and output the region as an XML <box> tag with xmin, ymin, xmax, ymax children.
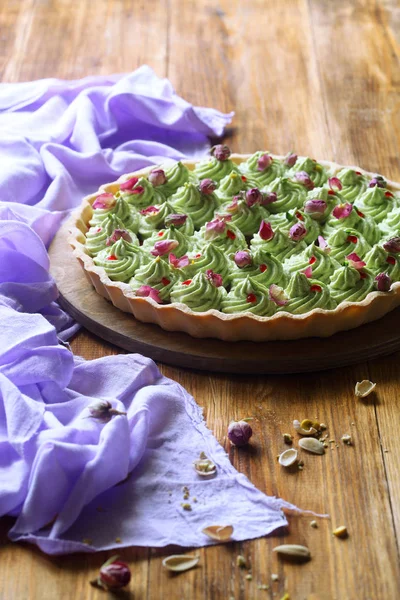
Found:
<box><xmin>84</xmin><ymin>147</ymin><xmax>400</xmax><ymax>315</ymax></box>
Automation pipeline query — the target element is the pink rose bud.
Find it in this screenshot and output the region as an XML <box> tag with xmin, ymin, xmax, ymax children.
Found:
<box><xmin>227</xmin><ymin>419</ymin><xmax>253</xmax><ymax>446</ymax></box>
<box><xmin>284</xmin><ymin>152</ymin><xmax>298</xmax><ymax>168</ymax></box>
<box><xmin>304</xmin><ymin>199</ymin><xmax>327</xmax><ymax>219</ymax></box>
<box><xmin>332</xmin><ymin>203</ymin><xmax>353</xmax><ymax>220</ymax></box>
<box><xmin>234</xmin><ymin>250</ymin><xmax>252</xmax><ymax>268</ymax></box>
<box><xmin>150</xmin><ymin>239</ymin><xmax>179</xmax><ymax>257</ymax></box>
<box><xmin>88</xmin><ymin>400</ymin><xmax>126</xmax><ymax>423</ymax></box>
<box><xmin>261</xmin><ymin>191</ymin><xmax>278</xmax><ymax>206</ymax></box>
<box><xmin>294</xmin><ymin>171</ymin><xmax>315</xmax><ymax>190</ymax></box>
<box><xmin>257</xmin><ymin>153</ymin><xmax>272</xmax><ymax>171</ymax></box>
<box><xmin>375</xmin><ymin>273</ymin><xmax>392</xmax><ymax>292</ymax></box>
<box><xmin>302</xmin><ymin>265</ymin><xmax>313</xmax><ymax>278</ymax></box>
<box><xmin>148</xmin><ymin>169</ymin><xmax>167</xmax><ymax>186</ymax></box>
<box><xmin>368</xmin><ymin>175</ymin><xmax>386</xmax><ymax>188</ymax></box>
<box><xmin>328</xmin><ymin>177</ymin><xmax>343</xmax><ymax>191</ymax></box>
<box><xmin>318</xmin><ymin>235</ymin><xmax>330</xmax><ymax>252</ymax></box>
<box><xmin>106</xmin><ymin>229</ymin><xmax>132</xmax><ymax>246</ymax></box>
<box><xmin>136</xmin><ymin>285</ymin><xmax>163</xmax><ymax>303</ymax></box>
<box><xmin>199</xmin><ymin>178</ymin><xmax>217</xmax><ymax>194</ymax></box>
<box><xmin>289</xmin><ymin>222</ymin><xmax>307</xmax><ymax>241</ymax></box>
<box><xmin>258</xmin><ymin>220</ymin><xmax>274</xmax><ymax>241</ymax></box>
<box><xmin>206</xmin><ymin>269</ymin><xmax>223</xmax><ymax>287</ymax></box>
<box><xmin>96</xmin><ymin>558</ymin><xmax>131</xmax><ymax>591</ymax></box>
<box><xmin>92</xmin><ymin>193</ymin><xmax>116</xmax><ymax>210</ymax></box>
<box><xmin>169</xmin><ymin>253</ymin><xmax>190</xmax><ymax>268</ymax></box>
<box><xmin>383</xmin><ymin>237</ymin><xmax>400</xmax><ymax>254</ymax></box>
<box><xmin>269</xmin><ymin>284</ymin><xmax>289</xmax><ymax>306</ymax></box>
<box><xmin>245</xmin><ymin>188</ymin><xmax>263</xmax><ymax>207</ymax></box>
<box><xmin>346</xmin><ymin>252</ymin><xmax>366</xmax><ymax>270</ymax></box>
<box><xmin>164</xmin><ymin>213</ymin><xmax>188</xmax><ymax>227</ymax></box>
<box><xmin>120</xmin><ymin>177</ymin><xmax>139</xmax><ymax>191</ymax></box>
<box><xmin>205</xmin><ymin>218</ymin><xmax>226</xmax><ymax>240</ymax></box>
<box><xmin>211</xmin><ymin>144</ymin><xmax>231</xmax><ymax>161</ymax></box>
<box><xmin>140</xmin><ymin>205</ymin><xmax>160</xmax><ymax>215</ymax></box>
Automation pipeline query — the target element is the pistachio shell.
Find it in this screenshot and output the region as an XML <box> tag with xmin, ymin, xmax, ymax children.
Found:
<box><xmin>299</xmin><ymin>437</ymin><xmax>325</xmax><ymax>455</ymax></box>
<box><xmin>278</xmin><ymin>448</ymin><xmax>298</xmax><ymax>467</ymax></box>
<box><xmin>202</xmin><ymin>525</ymin><xmax>233</xmax><ymax>541</ymax></box>
<box><xmin>293</xmin><ymin>419</ymin><xmax>318</xmax><ymax>436</ymax></box>
<box><xmin>355</xmin><ymin>380</ymin><xmax>376</xmax><ymax>398</ymax></box>
<box><xmin>193</xmin><ymin>456</ymin><xmax>217</xmax><ymax>477</ymax></box>
<box><xmin>162</xmin><ymin>554</ymin><xmax>200</xmax><ymax>572</ymax></box>
<box><xmin>273</xmin><ymin>544</ymin><xmax>311</xmax><ymax>561</ymax></box>
<box><xmin>333</xmin><ymin>525</ymin><xmax>349</xmax><ymax>539</ymax></box>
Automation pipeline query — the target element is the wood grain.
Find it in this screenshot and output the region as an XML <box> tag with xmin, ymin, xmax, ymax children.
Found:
<box><xmin>1</xmin><ymin>0</ymin><xmax>400</xmax><ymax>599</ymax></box>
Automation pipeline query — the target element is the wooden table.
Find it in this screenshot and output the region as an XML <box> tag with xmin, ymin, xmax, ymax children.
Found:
<box><xmin>1</xmin><ymin>1</ymin><xmax>400</xmax><ymax>598</ymax></box>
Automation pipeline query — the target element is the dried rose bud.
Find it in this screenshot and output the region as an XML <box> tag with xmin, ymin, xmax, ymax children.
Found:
<box><xmin>88</xmin><ymin>401</ymin><xmax>127</xmax><ymax>424</ymax></box>
<box><xmin>199</xmin><ymin>178</ymin><xmax>217</xmax><ymax>194</ymax></box>
<box><xmin>136</xmin><ymin>285</ymin><xmax>163</xmax><ymax>303</ymax></box>
<box><xmin>106</xmin><ymin>229</ymin><xmax>132</xmax><ymax>246</ymax></box>
<box><xmin>151</xmin><ymin>239</ymin><xmax>179</xmax><ymax>257</ymax></box>
<box><xmin>284</xmin><ymin>152</ymin><xmax>298</xmax><ymax>168</ymax></box>
<box><xmin>328</xmin><ymin>177</ymin><xmax>343</xmax><ymax>191</ymax></box>
<box><xmin>318</xmin><ymin>235</ymin><xmax>330</xmax><ymax>252</ymax></box>
<box><xmin>258</xmin><ymin>220</ymin><xmax>274</xmax><ymax>241</ymax></box>
<box><xmin>332</xmin><ymin>203</ymin><xmax>353</xmax><ymax>220</ymax></box>
<box><xmin>294</xmin><ymin>171</ymin><xmax>314</xmax><ymax>190</ymax></box>
<box><xmin>140</xmin><ymin>205</ymin><xmax>160</xmax><ymax>215</ymax></box>
<box><xmin>148</xmin><ymin>169</ymin><xmax>167</xmax><ymax>186</ymax></box>
<box><xmin>245</xmin><ymin>188</ymin><xmax>263</xmax><ymax>207</ymax></box>
<box><xmin>302</xmin><ymin>265</ymin><xmax>313</xmax><ymax>278</ymax></box>
<box><xmin>289</xmin><ymin>222</ymin><xmax>307</xmax><ymax>241</ymax></box>
<box><xmin>227</xmin><ymin>420</ymin><xmax>253</xmax><ymax>446</ymax></box>
<box><xmin>383</xmin><ymin>237</ymin><xmax>400</xmax><ymax>254</ymax></box>
<box><xmin>211</xmin><ymin>144</ymin><xmax>231</xmax><ymax>161</ymax></box>
<box><xmin>164</xmin><ymin>213</ymin><xmax>188</xmax><ymax>227</ymax></box>
<box><xmin>257</xmin><ymin>153</ymin><xmax>272</xmax><ymax>171</ymax></box>
<box><xmin>368</xmin><ymin>175</ymin><xmax>386</xmax><ymax>188</ymax></box>
<box><xmin>120</xmin><ymin>177</ymin><xmax>139</xmax><ymax>191</ymax></box>
<box><xmin>92</xmin><ymin>193</ymin><xmax>116</xmax><ymax>210</ymax></box>
<box><xmin>304</xmin><ymin>199</ymin><xmax>327</xmax><ymax>220</ymax></box>
<box><xmin>169</xmin><ymin>253</ymin><xmax>190</xmax><ymax>268</ymax></box>
<box><xmin>234</xmin><ymin>250</ymin><xmax>252</xmax><ymax>268</ymax></box>
<box><xmin>375</xmin><ymin>273</ymin><xmax>392</xmax><ymax>292</ymax></box>
<box><xmin>345</xmin><ymin>252</ymin><xmax>366</xmax><ymax>271</ymax></box>
<box><xmin>91</xmin><ymin>556</ymin><xmax>131</xmax><ymax>591</ymax></box>
<box><xmin>261</xmin><ymin>191</ymin><xmax>278</xmax><ymax>206</ymax></box>
<box><xmin>206</xmin><ymin>269</ymin><xmax>223</xmax><ymax>287</ymax></box>
<box><xmin>205</xmin><ymin>218</ymin><xmax>226</xmax><ymax>240</ymax></box>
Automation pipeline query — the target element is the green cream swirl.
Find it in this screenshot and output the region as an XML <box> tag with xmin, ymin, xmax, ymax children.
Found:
<box><xmin>364</xmin><ymin>245</ymin><xmax>400</xmax><ymax>281</ymax></box>
<box><xmin>195</xmin><ymin>222</ymin><xmax>247</xmax><ymax>254</ymax></box>
<box><xmin>85</xmin><ymin>214</ymin><xmax>138</xmax><ymax>257</ymax></box>
<box><xmin>328</xmin><ymin>228</ymin><xmax>371</xmax><ymax>263</ymax></box>
<box><xmin>336</xmin><ymin>168</ymin><xmax>368</xmax><ymax>203</ymax></box>
<box><xmin>121</xmin><ymin>178</ymin><xmax>165</xmax><ymax>208</ymax></box>
<box><xmin>250</xmin><ymin>228</ymin><xmax>307</xmax><ymax>262</ymax></box>
<box><xmin>290</xmin><ymin>157</ymin><xmax>329</xmax><ymax>187</ymax></box>
<box><xmin>379</xmin><ymin>206</ymin><xmax>400</xmax><ymax>237</ymax></box>
<box><xmin>265</xmin><ymin>177</ymin><xmax>306</xmax><ymax>214</ymax></box>
<box><xmin>170</xmin><ymin>271</ymin><xmax>227</xmax><ymax>312</ymax></box>
<box><xmin>170</xmin><ymin>182</ymin><xmax>218</xmax><ymax>228</ymax></box>
<box><xmin>357</xmin><ymin>186</ymin><xmax>395</xmax><ymax>222</ymax></box>
<box><xmin>129</xmin><ymin>256</ymin><xmax>176</xmax><ymax>301</ymax></box>
<box><xmin>194</xmin><ymin>157</ymin><xmax>239</xmax><ymax>182</ymax></box>
<box><xmin>90</xmin><ymin>196</ymin><xmax>132</xmax><ymax>227</ymax></box>
<box><xmin>93</xmin><ymin>239</ymin><xmax>146</xmax><ymax>282</ymax></box>
<box><xmin>219</xmin><ymin>199</ymin><xmax>265</xmax><ymax>236</ymax></box>
<box><xmin>323</xmin><ymin>206</ymin><xmax>381</xmax><ymax>246</ymax></box>
<box><xmin>160</xmin><ymin>161</ymin><xmax>190</xmax><ymax>195</ymax></box>
<box><xmin>285</xmin><ymin>243</ymin><xmax>340</xmax><ymax>283</ymax></box>
<box><xmin>221</xmin><ymin>276</ymin><xmax>276</xmax><ymax>316</ymax></box>
<box><xmin>186</xmin><ymin>243</ymin><xmax>230</xmax><ymax>284</ymax></box>
<box><xmin>239</xmin><ymin>152</ymin><xmax>284</xmax><ymax>187</ymax></box>
<box><xmin>142</xmin><ymin>225</ymin><xmax>193</xmax><ymax>258</ymax></box>
<box><xmin>282</xmin><ymin>272</ymin><xmax>336</xmax><ymax>314</ymax></box>
<box><xmin>215</xmin><ymin>172</ymin><xmax>246</xmax><ymax>203</ymax></box>
<box><xmin>229</xmin><ymin>249</ymin><xmax>287</xmax><ymax>288</ymax></box>
<box><xmin>329</xmin><ymin>266</ymin><xmax>374</xmax><ymax>303</ymax></box>
<box><xmin>138</xmin><ymin>202</ymin><xmax>194</xmax><ymax>238</ymax></box>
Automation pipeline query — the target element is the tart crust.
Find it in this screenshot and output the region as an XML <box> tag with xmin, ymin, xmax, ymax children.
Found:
<box><xmin>68</xmin><ymin>154</ymin><xmax>400</xmax><ymax>341</ymax></box>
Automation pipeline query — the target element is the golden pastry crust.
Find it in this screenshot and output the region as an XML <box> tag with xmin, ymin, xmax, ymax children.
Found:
<box><xmin>68</xmin><ymin>154</ymin><xmax>400</xmax><ymax>341</ymax></box>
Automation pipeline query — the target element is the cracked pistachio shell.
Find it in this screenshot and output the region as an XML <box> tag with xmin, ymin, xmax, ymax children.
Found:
<box><xmin>193</xmin><ymin>457</ymin><xmax>217</xmax><ymax>477</ymax></box>
<box><xmin>162</xmin><ymin>554</ymin><xmax>199</xmax><ymax>572</ymax></box>
<box><xmin>273</xmin><ymin>544</ymin><xmax>311</xmax><ymax>561</ymax></box>
<box><xmin>278</xmin><ymin>448</ymin><xmax>298</xmax><ymax>467</ymax></box>
<box><xmin>293</xmin><ymin>419</ymin><xmax>318</xmax><ymax>436</ymax></box>
<box><xmin>202</xmin><ymin>525</ymin><xmax>233</xmax><ymax>541</ymax></box>
<box><xmin>355</xmin><ymin>380</ymin><xmax>376</xmax><ymax>398</ymax></box>
<box><xmin>299</xmin><ymin>437</ymin><xmax>325</xmax><ymax>455</ymax></box>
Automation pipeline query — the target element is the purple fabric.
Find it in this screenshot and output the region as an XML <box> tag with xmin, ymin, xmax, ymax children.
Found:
<box><xmin>0</xmin><ymin>67</ymin><xmax>306</xmax><ymax>555</ymax></box>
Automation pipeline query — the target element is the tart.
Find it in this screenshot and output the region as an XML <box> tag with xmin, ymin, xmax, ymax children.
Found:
<box><xmin>69</xmin><ymin>147</ymin><xmax>400</xmax><ymax>341</ymax></box>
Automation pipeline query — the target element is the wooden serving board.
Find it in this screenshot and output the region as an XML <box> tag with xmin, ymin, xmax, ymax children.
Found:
<box><xmin>49</xmin><ymin>221</ymin><xmax>400</xmax><ymax>374</ymax></box>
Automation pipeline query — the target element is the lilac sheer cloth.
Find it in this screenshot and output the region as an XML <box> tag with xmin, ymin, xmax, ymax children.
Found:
<box><xmin>0</xmin><ymin>67</ymin><xmax>300</xmax><ymax>555</ymax></box>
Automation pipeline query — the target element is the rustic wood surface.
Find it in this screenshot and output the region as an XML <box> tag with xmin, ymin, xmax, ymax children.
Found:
<box><xmin>1</xmin><ymin>1</ymin><xmax>400</xmax><ymax>599</ymax></box>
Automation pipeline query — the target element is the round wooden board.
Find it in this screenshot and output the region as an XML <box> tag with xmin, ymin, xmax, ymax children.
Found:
<box><xmin>49</xmin><ymin>222</ymin><xmax>400</xmax><ymax>374</ymax></box>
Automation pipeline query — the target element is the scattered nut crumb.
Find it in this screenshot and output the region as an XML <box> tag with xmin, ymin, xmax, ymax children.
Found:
<box><xmin>183</xmin><ymin>493</ymin><xmax>189</xmax><ymax>500</ymax></box>
<box><xmin>236</xmin><ymin>555</ymin><xmax>246</xmax><ymax>568</ymax></box>
<box><xmin>82</xmin><ymin>538</ymin><xmax>92</xmax><ymax>545</ymax></box>
<box><xmin>168</xmin><ymin>491</ymin><xmax>172</xmax><ymax>496</ymax></box>
<box><xmin>258</xmin><ymin>584</ymin><xmax>269</xmax><ymax>590</ymax></box>
<box><xmin>181</xmin><ymin>503</ymin><xmax>192</xmax><ymax>511</ymax></box>
<box><xmin>329</xmin><ymin>439</ymin><xmax>335</xmax><ymax>443</ymax></box>
<box><xmin>279</xmin><ymin>594</ymin><xmax>290</xmax><ymax>600</ymax></box>
<box><xmin>341</xmin><ymin>434</ymin><xmax>352</xmax><ymax>445</ymax></box>
<box><xmin>115</xmin><ymin>537</ymin><xmax>122</xmax><ymax>543</ymax></box>
<box><xmin>283</xmin><ymin>433</ymin><xmax>293</xmax><ymax>445</ymax></box>
<box><xmin>193</xmin><ymin>497</ymin><xmax>198</xmax><ymax>502</ymax></box>
<box><xmin>310</xmin><ymin>520</ymin><xmax>318</xmax><ymax>528</ymax></box>
<box><xmin>271</xmin><ymin>574</ymin><xmax>279</xmax><ymax>582</ymax></box>
<box><xmin>351</xmin><ymin>422</ymin><xmax>355</xmax><ymax>426</ymax></box>
<box><xmin>384</xmin><ymin>449</ymin><xmax>389</xmax><ymax>453</ymax></box>
<box><xmin>333</xmin><ymin>525</ymin><xmax>348</xmax><ymax>538</ymax></box>
<box><xmin>320</xmin><ymin>423</ymin><xmax>327</xmax><ymax>430</ymax></box>
<box><xmin>323</xmin><ymin>443</ymin><xmax>328</xmax><ymax>448</ymax></box>
<box><xmin>245</xmin><ymin>573</ymin><xmax>252</xmax><ymax>581</ymax></box>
